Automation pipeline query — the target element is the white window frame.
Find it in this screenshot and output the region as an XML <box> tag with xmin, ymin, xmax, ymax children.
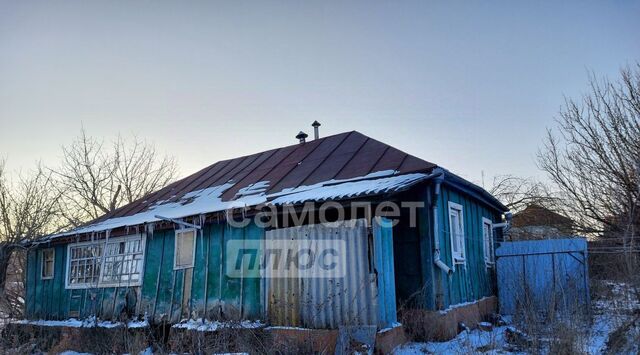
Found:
<box><xmin>482</xmin><ymin>217</ymin><xmax>495</xmax><ymax>267</ymax></box>
<box><xmin>41</xmin><ymin>248</ymin><xmax>55</xmax><ymax>280</ymax></box>
<box><xmin>448</xmin><ymin>201</ymin><xmax>466</xmax><ymax>266</ymax></box>
<box><xmin>99</xmin><ymin>235</ymin><xmax>147</xmax><ymax>288</ymax></box>
<box><xmin>65</xmin><ymin>234</ymin><xmax>146</xmax><ymax>289</ymax></box>
<box><xmin>174</xmin><ymin>229</ymin><xmax>197</xmax><ymax>270</ymax></box>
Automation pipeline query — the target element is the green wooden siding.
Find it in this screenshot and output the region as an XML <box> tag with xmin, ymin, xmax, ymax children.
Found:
<box><xmin>26</xmin><ymin>222</ymin><xmax>264</xmax><ymax>323</ymax></box>
<box><xmin>25</xmin><ymin>182</ymin><xmax>502</xmax><ymax>322</ymax></box>
<box><xmin>138</xmin><ymin>222</ymin><xmax>265</xmax><ymax>323</ymax></box>
<box><xmin>435</xmin><ymin>184</ymin><xmax>499</xmax><ymax>308</ymax></box>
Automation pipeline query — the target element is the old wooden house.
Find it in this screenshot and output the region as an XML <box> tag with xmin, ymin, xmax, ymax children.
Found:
<box><xmin>24</xmin><ymin>129</ymin><xmax>509</xmax><ymax>331</ymax></box>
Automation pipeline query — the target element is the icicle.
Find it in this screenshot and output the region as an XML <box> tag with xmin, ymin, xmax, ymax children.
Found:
<box><xmin>145</xmin><ymin>223</ymin><xmax>155</xmax><ymax>240</ymax></box>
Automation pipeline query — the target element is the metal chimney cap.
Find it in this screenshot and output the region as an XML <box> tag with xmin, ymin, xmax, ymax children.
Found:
<box><xmin>296</xmin><ymin>131</ymin><xmax>308</xmax><ymax>143</ymax></box>
<box><xmin>311</xmin><ymin>120</ymin><xmax>321</xmax><ymax>127</ymax></box>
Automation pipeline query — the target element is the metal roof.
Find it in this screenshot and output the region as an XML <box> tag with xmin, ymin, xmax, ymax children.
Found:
<box><xmin>98</xmin><ymin>131</ymin><xmax>437</xmax><ymax>222</ymax></box>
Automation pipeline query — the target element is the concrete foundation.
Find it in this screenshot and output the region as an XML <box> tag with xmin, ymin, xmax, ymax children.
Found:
<box><xmin>402</xmin><ymin>296</ymin><xmax>498</xmax><ymax>341</ymax></box>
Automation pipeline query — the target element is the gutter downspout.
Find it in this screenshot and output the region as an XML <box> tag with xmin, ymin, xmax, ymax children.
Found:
<box><xmin>431</xmin><ymin>170</ymin><xmax>453</xmax><ymax>276</ymax></box>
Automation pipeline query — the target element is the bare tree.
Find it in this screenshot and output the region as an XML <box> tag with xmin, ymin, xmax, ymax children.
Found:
<box><xmin>53</xmin><ymin>129</ymin><xmax>178</xmax><ymax>226</ymax></box>
<box><xmin>0</xmin><ymin>161</ymin><xmax>64</xmax><ymax>316</ymax></box>
<box><xmin>0</xmin><ymin>130</ymin><xmax>178</xmax><ymax>317</ymax></box>
<box><xmin>538</xmin><ymin>64</ymin><xmax>640</xmax><ymax>273</ymax></box>
<box><xmin>489</xmin><ymin>175</ymin><xmax>558</xmax><ymax>213</ymax></box>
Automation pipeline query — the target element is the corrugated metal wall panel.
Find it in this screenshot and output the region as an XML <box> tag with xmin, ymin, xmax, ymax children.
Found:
<box><xmin>265</xmin><ymin>218</ymin><xmax>396</xmax><ymax>329</ymax></box>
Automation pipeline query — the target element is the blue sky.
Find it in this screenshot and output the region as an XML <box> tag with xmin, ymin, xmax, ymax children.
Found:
<box><xmin>1</xmin><ymin>0</ymin><xmax>639</xmax><ymax>186</ymax></box>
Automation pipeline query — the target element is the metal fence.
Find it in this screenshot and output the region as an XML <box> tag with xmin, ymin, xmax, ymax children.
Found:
<box><xmin>496</xmin><ymin>238</ymin><xmax>590</xmax><ymax>316</ymax></box>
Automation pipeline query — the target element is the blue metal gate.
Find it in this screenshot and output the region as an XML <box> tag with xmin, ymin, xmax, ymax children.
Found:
<box><xmin>496</xmin><ymin>238</ymin><xmax>590</xmax><ymax>316</ymax></box>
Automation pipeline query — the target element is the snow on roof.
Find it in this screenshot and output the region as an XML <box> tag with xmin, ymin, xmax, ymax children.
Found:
<box><xmin>43</xmin><ymin>170</ymin><xmax>429</xmax><ymax>241</ymax></box>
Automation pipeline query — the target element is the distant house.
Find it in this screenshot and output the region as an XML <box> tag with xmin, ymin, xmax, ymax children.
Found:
<box><xmin>23</xmin><ymin>129</ymin><xmax>508</xmax><ymax>331</ymax></box>
<box><xmin>508</xmin><ymin>204</ymin><xmax>573</xmax><ymax>240</ymax></box>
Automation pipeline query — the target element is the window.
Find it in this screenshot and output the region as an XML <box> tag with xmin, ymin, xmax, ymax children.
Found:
<box><xmin>41</xmin><ymin>248</ymin><xmax>55</xmax><ymax>279</ymax></box>
<box><xmin>101</xmin><ymin>236</ymin><xmax>145</xmax><ymax>286</ymax></box>
<box><xmin>174</xmin><ymin>229</ymin><xmax>196</xmax><ymax>269</ymax></box>
<box><xmin>66</xmin><ymin>234</ymin><xmax>145</xmax><ymax>289</ymax></box>
<box><xmin>448</xmin><ymin>202</ymin><xmax>465</xmax><ymax>265</ymax></box>
<box><xmin>482</xmin><ymin>217</ymin><xmax>495</xmax><ymax>267</ymax></box>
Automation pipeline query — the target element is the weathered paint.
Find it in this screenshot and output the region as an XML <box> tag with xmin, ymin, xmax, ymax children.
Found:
<box><xmin>392</xmin><ymin>183</ymin><xmax>501</xmax><ymax>311</ymax></box>
<box><xmin>433</xmin><ymin>184</ymin><xmax>500</xmax><ymax>309</ymax></box>
<box><xmin>26</xmin><ymin>222</ymin><xmax>264</xmax><ymax>323</ymax></box>
<box><xmin>25</xmin><ymin>179</ymin><xmax>504</xmax><ymax>325</ymax></box>
<box><xmin>139</xmin><ymin>222</ymin><xmax>264</xmax><ymax>323</ymax></box>
<box><xmin>25</xmin><ymin>243</ymin><xmax>131</xmax><ymax>320</ymax></box>
<box><xmin>264</xmin><ymin>218</ymin><xmax>397</xmax><ymax>328</ymax></box>
<box><xmin>496</xmin><ymin>238</ymin><xmax>590</xmax><ymax>315</ymax></box>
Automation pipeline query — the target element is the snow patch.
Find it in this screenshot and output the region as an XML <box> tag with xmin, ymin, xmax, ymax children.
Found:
<box><xmin>13</xmin><ymin>317</ymin><xmax>149</xmax><ymax>329</ymax></box>
<box><xmin>43</xmin><ymin>170</ymin><xmax>427</xmax><ymax>240</ymax></box>
<box><xmin>438</xmin><ymin>296</ymin><xmax>493</xmax><ymax>315</ymax></box>
<box><xmin>172</xmin><ymin>318</ymin><xmax>263</xmax><ymax>332</ymax></box>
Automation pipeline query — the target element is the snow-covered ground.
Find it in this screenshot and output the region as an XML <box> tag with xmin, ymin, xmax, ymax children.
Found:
<box><xmin>395</xmin><ymin>280</ymin><xmax>639</xmax><ymax>355</ymax></box>
<box><xmin>394</xmin><ymin>325</ymin><xmax>526</xmax><ymax>355</ymax></box>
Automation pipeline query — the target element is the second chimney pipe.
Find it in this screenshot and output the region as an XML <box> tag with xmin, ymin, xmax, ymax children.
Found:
<box><xmin>312</xmin><ymin>120</ymin><xmax>321</xmax><ymax>140</ymax></box>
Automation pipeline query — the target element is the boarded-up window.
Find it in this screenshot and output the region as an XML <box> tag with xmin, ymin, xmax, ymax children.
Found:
<box><xmin>448</xmin><ymin>201</ymin><xmax>466</xmax><ymax>265</ymax></box>
<box><xmin>174</xmin><ymin>229</ymin><xmax>196</xmax><ymax>269</ymax></box>
<box><xmin>483</xmin><ymin>217</ymin><xmax>495</xmax><ymax>267</ymax></box>
<box><xmin>41</xmin><ymin>248</ymin><xmax>55</xmax><ymax>279</ymax></box>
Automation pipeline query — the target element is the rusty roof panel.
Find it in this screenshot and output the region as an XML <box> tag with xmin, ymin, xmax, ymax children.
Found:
<box><xmin>261</xmin><ymin>138</ymin><xmax>325</xmax><ymax>194</ymax></box>
<box><xmin>299</xmin><ymin>131</ymin><xmax>369</xmax><ymax>186</ymax></box>
<box><xmin>371</xmin><ymin>146</ymin><xmax>409</xmax><ymax>172</ymax></box>
<box><xmin>93</xmin><ymin>131</ymin><xmax>437</xmax><ymax>221</ymax></box>
<box><xmin>334</xmin><ymin>138</ymin><xmax>390</xmax><ymax>180</ymax></box>
<box><xmin>268</xmin><ymin>132</ymin><xmax>350</xmax><ymax>193</ymax></box>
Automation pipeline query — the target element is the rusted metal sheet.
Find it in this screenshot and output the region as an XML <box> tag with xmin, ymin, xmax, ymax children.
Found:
<box><xmin>97</xmin><ymin>131</ymin><xmax>436</xmax><ymax>223</ymax></box>
<box><xmin>264</xmin><ymin>218</ymin><xmax>396</xmax><ymax>329</ymax></box>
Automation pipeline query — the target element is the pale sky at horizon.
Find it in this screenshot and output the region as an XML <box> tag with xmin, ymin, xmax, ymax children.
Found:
<box><xmin>1</xmin><ymin>0</ymin><xmax>639</xmax><ymax>187</ymax></box>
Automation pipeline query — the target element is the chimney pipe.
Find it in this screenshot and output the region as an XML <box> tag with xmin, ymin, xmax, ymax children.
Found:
<box><xmin>312</xmin><ymin>120</ymin><xmax>321</xmax><ymax>140</ymax></box>
<box><xmin>296</xmin><ymin>131</ymin><xmax>308</xmax><ymax>144</ymax></box>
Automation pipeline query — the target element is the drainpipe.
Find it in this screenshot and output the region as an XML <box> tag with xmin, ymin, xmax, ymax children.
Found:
<box><xmin>431</xmin><ymin>170</ymin><xmax>453</xmax><ymax>276</ymax></box>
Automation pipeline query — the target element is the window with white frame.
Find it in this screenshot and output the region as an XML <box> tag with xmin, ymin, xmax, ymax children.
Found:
<box><xmin>100</xmin><ymin>236</ymin><xmax>145</xmax><ymax>286</ymax></box>
<box><xmin>66</xmin><ymin>234</ymin><xmax>145</xmax><ymax>289</ymax></box>
<box><xmin>174</xmin><ymin>229</ymin><xmax>196</xmax><ymax>270</ymax></box>
<box><xmin>482</xmin><ymin>217</ymin><xmax>495</xmax><ymax>267</ymax></box>
<box><xmin>448</xmin><ymin>202</ymin><xmax>466</xmax><ymax>265</ymax></box>
<box><xmin>41</xmin><ymin>248</ymin><xmax>55</xmax><ymax>279</ymax></box>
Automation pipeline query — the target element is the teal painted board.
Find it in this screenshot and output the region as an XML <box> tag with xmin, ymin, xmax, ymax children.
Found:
<box><xmin>51</xmin><ymin>245</ymin><xmax>64</xmax><ymax>319</ymax></box>
<box><xmin>25</xmin><ymin>249</ymin><xmax>36</xmax><ymax>318</ymax></box>
<box><xmin>34</xmin><ymin>248</ymin><xmax>43</xmax><ymax>317</ymax></box>
<box><xmin>373</xmin><ymin>217</ymin><xmax>397</xmax><ymax>328</ymax></box>
<box><xmin>221</xmin><ymin>225</ymin><xmax>243</xmax><ymax>319</ymax></box>
<box><xmin>170</xmin><ymin>269</ymin><xmax>184</xmax><ymax>323</ymax></box>
<box><xmin>241</xmin><ymin>223</ymin><xmax>262</xmax><ymax>319</ymax></box>
<box><xmin>154</xmin><ymin>230</ymin><xmax>175</xmax><ymax>322</ymax></box>
<box><xmin>101</xmin><ymin>287</ymin><xmax>116</xmax><ymax>319</ymax></box>
<box><xmin>190</xmin><ymin>226</ymin><xmax>207</xmax><ymax>318</ymax></box>
<box><xmin>205</xmin><ymin>223</ymin><xmax>224</xmax><ymax>318</ymax></box>
<box><xmin>141</xmin><ymin>230</ymin><xmax>164</xmax><ymax>317</ymax></box>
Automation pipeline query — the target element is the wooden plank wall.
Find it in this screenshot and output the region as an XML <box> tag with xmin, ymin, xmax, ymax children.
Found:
<box><xmin>139</xmin><ymin>221</ymin><xmax>263</xmax><ymax>324</ymax></box>
<box><xmin>435</xmin><ymin>184</ymin><xmax>500</xmax><ymax>308</ymax></box>
<box><xmin>25</xmin><ymin>244</ymin><xmax>134</xmax><ymax>320</ymax></box>
<box><xmin>26</xmin><ymin>221</ymin><xmax>264</xmax><ymax>323</ymax></box>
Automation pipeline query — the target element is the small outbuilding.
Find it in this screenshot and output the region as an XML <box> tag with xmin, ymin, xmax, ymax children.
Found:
<box><xmin>23</xmin><ymin>129</ymin><xmax>509</xmax><ymax>338</ymax></box>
